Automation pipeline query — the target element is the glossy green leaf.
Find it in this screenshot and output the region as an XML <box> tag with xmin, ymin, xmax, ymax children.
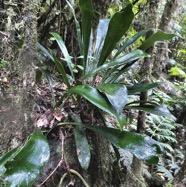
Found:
<box><xmin>97</xmin><ymin>84</ymin><xmax>128</xmax><ymax>114</ymax></box>
<box><xmin>103</xmin><ymin>64</ymin><xmax>132</xmax><ymax>83</ymax></box>
<box><xmin>115</xmin><ymin>30</ymin><xmax>148</xmax><ymax>58</ymax></box>
<box><xmin>69</xmin><ymin>85</ymin><xmax>126</xmax><ymax>128</ymax></box>
<box><xmin>79</xmin><ymin>0</ymin><xmax>94</xmax><ymax>73</ymax></box>
<box><xmin>1</xmin><ymin>129</ymin><xmax>50</xmax><ymax>187</ymax></box>
<box><xmin>70</xmin><ymin>113</ymin><xmax>91</xmax><ymax>170</ymax></box>
<box><xmin>139</xmin><ymin>30</ymin><xmax>175</xmax><ymax>51</ymax></box>
<box><xmin>98</xmin><ymin>4</ymin><xmax>134</xmax><ymax>66</ymax></box>
<box><xmin>70</xmin><ymin>85</ymin><xmax>115</xmax><ymax>115</ymax></box>
<box><xmin>50</xmin><ymin>49</ymin><xmax>71</xmax><ymax>89</ymax></box>
<box><xmin>50</xmin><ymin>32</ymin><xmax>74</xmax><ymax>78</ymax></box>
<box><xmin>0</xmin><ymin>147</ymin><xmax>20</xmax><ymax>176</ymax></box>
<box><xmin>93</xmin><ymin>19</ymin><xmax>110</xmax><ymax>67</ymax></box>
<box><xmin>37</xmin><ymin>43</ymin><xmax>54</xmax><ymax>61</ymax></box>
<box><xmin>125</xmin><ymin>104</ymin><xmax>176</xmax><ymax>120</ymax></box>
<box><xmin>127</xmin><ymin>82</ymin><xmax>160</xmax><ymax>95</ymax></box>
<box><xmin>60</xmin><ymin>124</ymin><xmax>162</xmax><ymax>164</ymax></box>
<box><xmin>81</xmin><ymin>50</ymin><xmax>149</xmax><ymax>80</ymax></box>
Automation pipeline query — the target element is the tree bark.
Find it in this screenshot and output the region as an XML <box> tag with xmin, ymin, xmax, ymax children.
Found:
<box><xmin>0</xmin><ymin>0</ymin><xmax>39</xmax><ymax>153</ymax></box>
<box><xmin>154</xmin><ymin>0</ymin><xmax>179</xmax><ymax>77</ymax></box>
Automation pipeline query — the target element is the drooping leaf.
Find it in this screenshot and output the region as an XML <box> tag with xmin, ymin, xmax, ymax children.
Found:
<box><xmin>70</xmin><ymin>113</ymin><xmax>91</xmax><ymax>170</ymax></box>
<box><xmin>50</xmin><ymin>32</ymin><xmax>74</xmax><ymax>79</ymax></box>
<box><xmin>37</xmin><ymin>43</ymin><xmax>54</xmax><ymax>61</ymax></box>
<box><xmin>83</xmin><ymin>125</ymin><xmax>162</xmax><ymax>164</ymax></box>
<box><xmin>97</xmin><ymin>84</ymin><xmax>128</xmax><ymax>114</ymax></box>
<box><xmin>98</xmin><ymin>4</ymin><xmax>134</xmax><ymax>66</ymax></box>
<box><xmin>125</xmin><ymin>104</ymin><xmax>176</xmax><ymax>120</ymax></box>
<box><xmin>70</xmin><ymin>85</ymin><xmax>115</xmax><ymax>115</ymax></box>
<box><xmin>79</xmin><ymin>0</ymin><xmax>94</xmax><ymax>73</ymax></box>
<box><xmin>115</xmin><ymin>30</ymin><xmax>148</xmax><ymax>58</ymax></box>
<box><xmin>50</xmin><ymin>49</ymin><xmax>71</xmax><ymax>89</ymax></box>
<box><xmin>57</xmin><ymin>123</ymin><xmax>162</xmax><ymax>164</ymax></box>
<box><xmin>69</xmin><ymin>85</ymin><xmax>126</xmax><ymax>128</ymax></box>
<box><xmin>127</xmin><ymin>82</ymin><xmax>160</xmax><ymax>95</ymax></box>
<box><xmin>1</xmin><ymin>129</ymin><xmax>50</xmax><ymax>187</ymax></box>
<box><xmin>139</xmin><ymin>30</ymin><xmax>175</xmax><ymax>51</ymax></box>
<box><xmin>81</xmin><ymin>50</ymin><xmax>149</xmax><ymax>80</ymax></box>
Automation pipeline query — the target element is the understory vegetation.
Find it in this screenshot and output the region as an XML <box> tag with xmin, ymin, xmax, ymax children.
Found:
<box><xmin>0</xmin><ymin>0</ymin><xmax>185</xmax><ymax>187</ymax></box>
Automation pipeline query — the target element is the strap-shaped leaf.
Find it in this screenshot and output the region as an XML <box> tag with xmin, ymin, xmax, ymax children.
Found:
<box><xmin>50</xmin><ymin>32</ymin><xmax>74</xmax><ymax>79</ymax></box>
<box><xmin>79</xmin><ymin>0</ymin><xmax>94</xmax><ymax>73</ymax></box>
<box><xmin>70</xmin><ymin>85</ymin><xmax>115</xmax><ymax>115</ymax></box>
<box><xmin>82</xmin><ymin>125</ymin><xmax>162</xmax><ymax>164</ymax></box>
<box><xmin>57</xmin><ymin>123</ymin><xmax>162</xmax><ymax>164</ymax></box>
<box><xmin>81</xmin><ymin>50</ymin><xmax>149</xmax><ymax>80</ymax></box>
<box><xmin>98</xmin><ymin>4</ymin><xmax>134</xmax><ymax>66</ymax></box>
<box><xmin>115</xmin><ymin>30</ymin><xmax>148</xmax><ymax>58</ymax></box>
<box><xmin>125</xmin><ymin>104</ymin><xmax>176</xmax><ymax>120</ymax></box>
<box><xmin>97</xmin><ymin>84</ymin><xmax>128</xmax><ymax>114</ymax></box>
<box><xmin>69</xmin><ymin>85</ymin><xmax>126</xmax><ymax>128</ymax></box>
<box><xmin>37</xmin><ymin>43</ymin><xmax>54</xmax><ymax>61</ymax></box>
<box><xmin>98</xmin><ymin>84</ymin><xmax>128</xmax><ymax>129</ymax></box>
<box><xmin>139</xmin><ymin>30</ymin><xmax>175</xmax><ymax>51</ymax></box>
<box><xmin>50</xmin><ymin>49</ymin><xmax>71</xmax><ymax>88</ymax></box>
<box><xmin>71</xmin><ymin>113</ymin><xmax>91</xmax><ymax>170</ymax></box>
<box><xmin>127</xmin><ymin>82</ymin><xmax>160</xmax><ymax>95</ymax></box>
<box><xmin>0</xmin><ymin>130</ymin><xmax>50</xmax><ymax>187</ymax></box>
<box><xmin>93</xmin><ymin>19</ymin><xmax>110</xmax><ymax>67</ymax></box>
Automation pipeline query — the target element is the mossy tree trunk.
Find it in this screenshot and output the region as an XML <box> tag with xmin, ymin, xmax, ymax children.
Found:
<box><xmin>0</xmin><ymin>0</ymin><xmax>40</xmax><ymax>153</ymax></box>
<box><xmin>18</xmin><ymin>0</ymin><xmax>40</xmax><ymax>138</ymax></box>
<box><xmin>124</xmin><ymin>1</ymin><xmax>160</xmax><ymax>187</ymax></box>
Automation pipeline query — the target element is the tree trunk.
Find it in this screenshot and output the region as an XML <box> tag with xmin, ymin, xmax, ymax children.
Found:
<box><xmin>0</xmin><ymin>0</ymin><xmax>39</xmax><ymax>153</ymax></box>
<box><xmin>154</xmin><ymin>0</ymin><xmax>179</xmax><ymax>77</ymax></box>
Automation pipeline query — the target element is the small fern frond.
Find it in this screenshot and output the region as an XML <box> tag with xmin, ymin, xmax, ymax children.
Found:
<box><xmin>157</xmin><ymin>166</ymin><xmax>174</xmax><ymax>182</ymax></box>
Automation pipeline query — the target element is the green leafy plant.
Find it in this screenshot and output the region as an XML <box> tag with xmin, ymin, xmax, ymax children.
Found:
<box><xmin>146</xmin><ymin>114</ymin><xmax>183</xmax><ymax>182</ymax></box>
<box><xmin>0</xmin><ymin>130</ymin><xmax>50</xmax><ymax>186</ymax></box>
<box><xmin>37</xmin><ymin>0</ymin><xmax>175</xmax><ymax>170</ymax></box>
<box><xmin>169</xmin><ymin>66</ymin><xmax>186</xmax><ymax>78</ymax></box>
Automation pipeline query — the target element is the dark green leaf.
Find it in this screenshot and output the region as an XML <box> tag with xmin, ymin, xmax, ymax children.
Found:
<box><xmin>69</xmin><ymin>85</ymin><xmax>126</xmax><ymax>128</ymax></box>
<box><xmin>0</xmin><ymin>147</ymin><xmax>20</xmax><ymax>176</ymax></box>
<box><xmin>79</xmin><ymin>0</ymin><xmax>94</xmax><ymax>73</ymax></box>
<box><xmin>81</xmin><ymin>50</ymin><xmax>149</xmax><ymax>80</ymax></box>
<box><xmin>68</xmin><ymin>124</ymin><xmax>162</xmax><ymax>164</ymax></box>
<box><xmin>70</xmin><ymin>113</ymin><xmax>91</xmax><ymax>170</ymax></box>
<box><xmin>139</xmin><ymin>30</ymin><xmax>175</xmax><ymax>51</ymax></box>
<box><xmin>127</xmin><ymin>82</ymin><xmax>160</xmax><ymax>95</ymax></box>
<box><xmin>115</xmin><ymin>30</ymin><xmax>148</xmax><ymax>58</ymax></box>
<box><xmin>50</xmin><ymin>49</ymin><xmax>71</xmax><ymax>88</ymax></box>
<box><xmin>50</xmin><ymin>32</ymin><xmax>74</xmax><ymax>78</ymax></box>
<box><xmin>70</xmin><ymin>85</ymin><xmax>115</xmax><ymax>115</ymax></box>
<box><xmin>93</xmin><ymin>19</ymin><xmax>110</xmax><ymax>67</ymax></box>
<box><xmin>98</xmin><ymin>4</ymin><xmax>134</xmax><ymax>66</ymax></box>
<box><xmin>97</xmin><ymin>84</ymin><xmax>128</xmax><ymax>114</ymax></box>
<box><xmin>2</xmin><ymin>129</ymin><xmax>50</xmax><ymax>187</ymax></box>
<box><xmin>125</xmin><ymin>105</ymin><xmax>176</xmax><ymax>120</ymax></box>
